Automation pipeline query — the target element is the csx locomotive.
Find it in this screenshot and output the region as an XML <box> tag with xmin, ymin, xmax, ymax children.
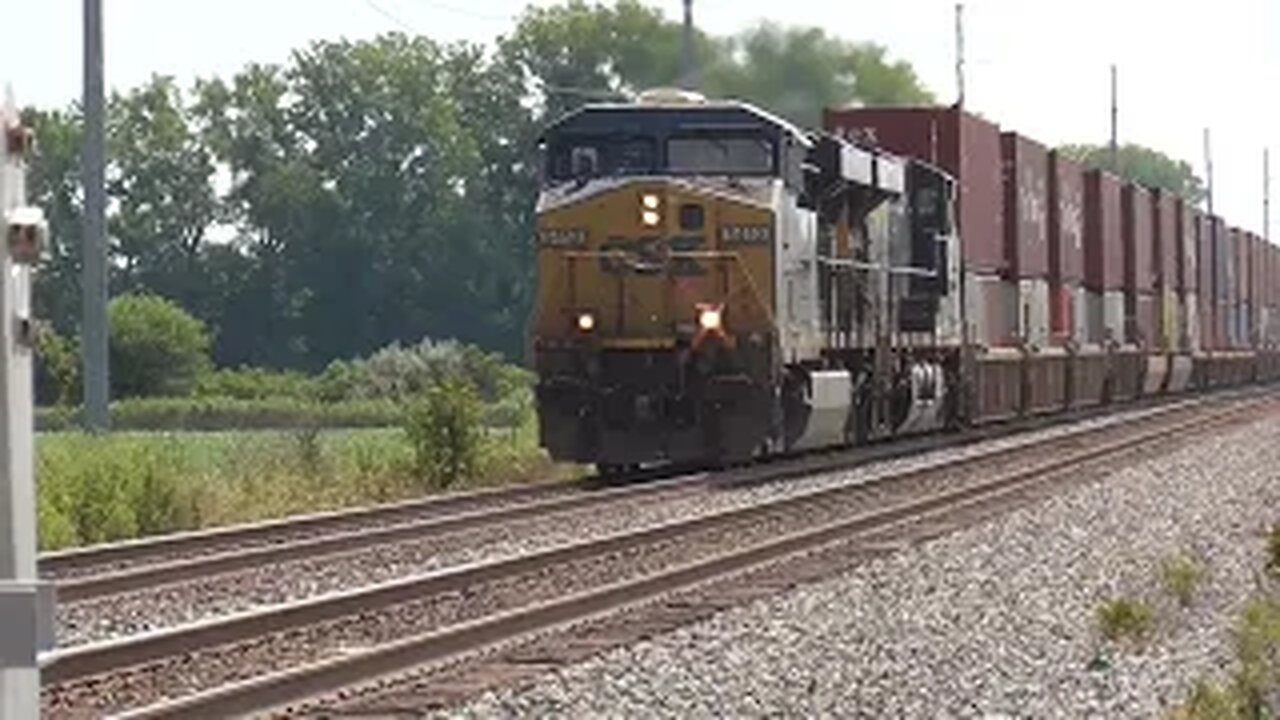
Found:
<box><xmin>530</xmin><ymin>89</ymin><xmax>1279</xmax><ymax>473</ymax></box>
<box><xmin>530</xmin><ymin>89</ymin><xmax>960</xmax><ymax>472</ymax></box>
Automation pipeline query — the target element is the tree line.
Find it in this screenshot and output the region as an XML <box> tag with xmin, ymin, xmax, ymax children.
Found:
<box><xmin>21</xmin><ymin>0</ymin><xmax>1202</xmax><ymax>384</ymax></box>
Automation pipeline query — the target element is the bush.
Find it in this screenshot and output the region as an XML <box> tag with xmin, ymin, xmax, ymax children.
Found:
<box><xmin>194</xmin><ymin>366</ymin><xmax>318</xmax><ymax>401</ymax></box>
<box><xmin>1162</xmin><ymin>554</ymin><xmax>1204</xmax><ymax>609</ymax></box>
<box><xmin>404</xmin><ymin>379</ymin><xmax>482</xmax><ymax>489</ymax></box>
<box><xmin>323</xmin><ymin>337</ymin><xmax>532</xmax><ymax>404</ymax></box>
<box><xmin>1096</xmin><ymin>597</ymin><xmax>1155</xmax><ymax>645</ymax></box>
<box><xmin>109</xmin><ymin>293</ymin><xmax>212</xmax><ymax>398</ymax></box>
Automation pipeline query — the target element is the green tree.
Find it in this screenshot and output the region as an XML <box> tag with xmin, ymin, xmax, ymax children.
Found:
<box><xmin>704</xmin><ymin>23</ymin><xmax>934</xmax><ymax>127</ymax></box>
<box><xmin>503</xmin><ymin>2</ymin><xmax>934</xmax><ymax>127</ymax></box>
<box><xmin>108</xmin><ymin>293</ymin><xmax>212</xmax><ymax>397</ymax></box>
<box><xmin>1059</xmin><ymin>143</ymin><xmax>1206</xmax><ymax>205</ymax></box>
<box><xmin>108</xmin><ymin>76</ymin><xmax>220</xmax><ymax>306</ymax></box>
<box><xmin>21</xmin><ymin>107</ymin><xmax>83</xmax><ymax>335</ymax></box>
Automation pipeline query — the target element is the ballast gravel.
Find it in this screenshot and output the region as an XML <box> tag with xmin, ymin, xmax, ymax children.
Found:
<box><xmin>57</xmin><ymin>403</ymin><xmax>1180</xmax><ymax>647</ymax></box>
<box><xmin>442</xmin><ymin>408</ymin><xmax>1280</xmax><ymax>718</ymax></box>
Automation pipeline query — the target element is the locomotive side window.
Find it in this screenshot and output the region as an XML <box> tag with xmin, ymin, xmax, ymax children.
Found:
<box><xmin>667</xmin><ymin>136</ymin><xmax>775</xmax><ymax>175</ymax></box>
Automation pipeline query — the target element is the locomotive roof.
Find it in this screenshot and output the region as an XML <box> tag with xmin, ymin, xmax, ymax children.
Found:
<box><xmin>541</xmin><ymin>100</ymin><xmax>813</xmax><ymax>148</ymax></box>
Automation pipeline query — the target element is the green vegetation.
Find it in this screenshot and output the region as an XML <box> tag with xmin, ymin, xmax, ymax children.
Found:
<box><xmin>404</xmin><ymin>380</ymin><xmax>483</xmax><ymax>489</ymax></box>
<box><xmin>1096</xmin><ymin>597</ymin><xmax>1156</xmax><ymax>645</ymax></box>
<box><xmin>1166</xmin><ymin>528</ymin><xmax>1280</xmax><ymax>719</ymax></box>
<box><xmin>37</xmin><ymin>419</ymin><xmax>572</xmax><ymax>551</ymax></box>
<box><xmin>22</xmin><ymin>1</ymin><xmax>933</xmax><ymax>372</ymax></box>
<box><xmin>1162</xmin><ymin>554</ymin><xmax>1204</xmax><ymax>609</ymax></box>
<box><xmin>109</xmin><ymin>293</ymin><xmax>213</xmax><ymax>398</ymax></box>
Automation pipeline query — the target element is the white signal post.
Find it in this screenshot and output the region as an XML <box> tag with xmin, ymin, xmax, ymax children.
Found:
<box><xmin>0</xmin><ymin>86</ymin><xmax>52</xmax><ymax>720</ymax></box>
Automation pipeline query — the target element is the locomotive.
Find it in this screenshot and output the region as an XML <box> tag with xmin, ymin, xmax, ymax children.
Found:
<box><xmin>529</xmin><ymin>88</ymin><xmax>1278</xmax><ymax>473</ymax></box>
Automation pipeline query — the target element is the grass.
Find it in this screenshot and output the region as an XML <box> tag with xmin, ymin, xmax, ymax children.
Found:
<box><xmin>1096</xmin><ymin>597</ymin><xmax>1156</xmax><ymax>645</ymax></box>
<box><xmin>1163</xmin><ymin>554</ymin><xmax>1205</xmax><ymax>609</ymax></box>
<box><xmin>36</xmin><ymin>418</ymin><xmax>579</xmax><ymax>551</ymax></box>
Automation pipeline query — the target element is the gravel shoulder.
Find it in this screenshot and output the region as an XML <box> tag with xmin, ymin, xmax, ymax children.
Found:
<box><xmin>58</xmin><ymin>404</ymin><xmax>1177</xmax><ymax>647</ymax></box>
<box><xmin>440</xmin><ymin>408</ymin><xmax>1280</xmax><ymax>718</ymax></box>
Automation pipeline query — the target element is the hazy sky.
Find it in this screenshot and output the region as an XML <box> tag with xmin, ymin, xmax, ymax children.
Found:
<box><xmin>4</xmin><ymin>0</ymin><xmax>1277</xmax><ymax>238</ymax></box>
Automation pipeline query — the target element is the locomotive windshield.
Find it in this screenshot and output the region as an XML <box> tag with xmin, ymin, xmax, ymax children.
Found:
<box><xmin>667</xmin><ymin>135</ymin><xmax>774</xmax><ymax>175</ymax></box>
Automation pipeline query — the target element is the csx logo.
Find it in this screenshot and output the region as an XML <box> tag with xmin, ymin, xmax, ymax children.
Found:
<box><xmin>599</xmin><ymin>237</ymin><xmax>705</xmax><ymax>276</ymax></box>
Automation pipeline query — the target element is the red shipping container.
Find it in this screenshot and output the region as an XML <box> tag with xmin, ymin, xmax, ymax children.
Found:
<box><xmin>1122</xmin><ymin>184</ymin><xmax>1155</xmax><ymax>292</ymax></box>
<box><xmin>1209</xmin><ymin>217</ymin><xmax>1229</xmax><ymax>303</ymax></box>
<box><xmin>1233</xmin><ymin>227</ymin><xmax>1249</xmax><ymax>306</ymax></box>
<box><xmin>1151</xmin><ymin>190</ymin><xmax>1177</xmax><ymax>291</ymax></box>
<box><xmin>1176</xmin><ymin>201</ymin><xmax>1200</xmax><ymax>293</ymax></box>
<box><xmin>1047</xmin><ymin>150</ymin><xmax>1085</xmax><ymax>284</ymax></box>
<box><xmin>1083</xmin><ymin>170</ymin><xmax>1123</xmax><ymax>291</ymax></box>
<box><xmin>824</xmin><ymin>106</ymin><xmax>1005</xmax><ymax>272</ymax></box>
<box><xmin>1000</xmin><ymin>132</ymin><xmax>1050</xmax><ymax>278</ymax></box>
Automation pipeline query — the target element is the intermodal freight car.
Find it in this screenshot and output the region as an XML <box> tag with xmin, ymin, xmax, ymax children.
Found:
<box><xmin>530</xmin><ymin>89</ymin><xmax>1279</xmax><ymax>473</ymax></box>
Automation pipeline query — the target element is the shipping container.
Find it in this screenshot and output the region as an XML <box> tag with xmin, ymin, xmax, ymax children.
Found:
<box><xmin>824</xmin><ymin>106</ymin><xmax>1005</xmax><ymax>272</ymax></box>
<box><xmin>1214</xmin><ymin>218</ymin><xmax>1232</xmax><ymax>304</ymax></box>
<box><xmin>1177</xmin><ymin>201</ymin><xmax>1199</xmax><ymax>293</ymax></box>
<box><xmin>1000</xmin><ymin>132</ymin><xmax>1049</xmax><ymax>278</ymax></box>
<box><xmin>1122</xmin><ymin>184</ymin><xmax>1155</xmax><ymax>292</ymax></box>
<box><xmin>1047</xmin><ymin>151</ymin><xmax>1085</xmax><ymax>284</ymax></box>
<box><xmin>1234</xmin><ymin>227</ymin><xmax>1250</xmax><ymax>308</ymax></box>
<box><xmin>1199</xmin><ymin>217</ymin><xmax>1218</xmax><ymax>349</ymax></box>
<box><xmin>1151</xmin><ymin>190</ymin><xmax>1177</xmax><ymax>292</ymax></box>
<box><xmin>1083</xmin><ymin>170</ymin><xmax>1123</xmax><ymax>291</ymax></box>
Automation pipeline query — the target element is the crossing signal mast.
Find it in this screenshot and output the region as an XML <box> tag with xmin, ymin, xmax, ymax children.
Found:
<box><xmin>0</xmin><ymin>86</ymin><xmax>52</xmax><ymax>719</ymax></box>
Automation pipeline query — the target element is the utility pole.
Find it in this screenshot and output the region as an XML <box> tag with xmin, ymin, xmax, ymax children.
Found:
<box><xmin>954</xmin><ymin>3</ymin><xmax>965</xmax><ymax>108</ymax></box>
<box><xmin>82</xmin><ymin>0</ymin><xmax>110</xmax><ymax>431</ymax></box>
<box><xmin>1204</xmin><ymin>128</ymin><xmax>1215</xmax><ymax>216</ymax></box>
<box><xmin>1109</xmin><ymin>64</ymin><xmax>1118</xmax><ymax>173</ymax></box>
<box><xmin>1</xmin><ymin>87</ymin><xmax>52</xmax><ymax>720</ymax></box>
<box><xmin>1265</xmin><ymin>148</ymin><xmax>1271</xmax><ymax>242</ymax></box>
<box><xmin>680</xmin><ymin>0</ymin><xmax>697</xmax><ymax>91</ymax></box>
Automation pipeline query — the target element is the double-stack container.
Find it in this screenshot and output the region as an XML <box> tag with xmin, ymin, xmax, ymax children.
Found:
<box><xmin>1001</xmin><ymin>132</ymin><xmax>1050</xmax><ymax>349</ymax></box>
<box><xmin>1214</xmin><ymin>218</ymin><xmax>1234</xmax><ymax>350</ymax></box>
<box><xmin>1176</xmin><ymin>200</ymin><xmax>1201</xmax><ymax>353</ymax></box>
<box><xmin>1199</xmin><ymin>215</ymin><xmax>1219</xmax><ymax>350</ymax></box>
<box><xmin>1047</xmin><ymin>150</ymin><xmax>1086</xmax><ymax>345</ymax></box>
<box><xmin>1230</xmin><ymin>227</ymin><xmax>1247</xmax><ymax>348</ymax></box>
<box><xmin>1083</xmin><ymin>169</ymin><xmax>1125</xmax><ymax>345</ymax></box>
<box><xmin>1120</xmin><ymin>184</ymin><xmax>1155</xmax><ymax>348</ymax></box>
<box><xmin>823</xmin><ymin>106</ymin><xmax>1007</xmax><ymax>347</ymax></box>
<box><xmin>1151</xmin><ymin>190</ymin><xmax>1179</xmax><ymax>351</ymax></box>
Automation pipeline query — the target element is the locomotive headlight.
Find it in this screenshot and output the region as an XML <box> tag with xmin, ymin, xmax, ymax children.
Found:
<box><xmin>576</xmin><ymin>312</ymin><xmax>596</xmax><ymax>332</ymax></box>
<box><xmin>641</xmin><ymin>209</ymin><xmax>661</xmax><ymax>227</ymax></box>
<box><xmin>698</xmin><ymin>306</ymin><xmax>723</xmax><ymax>332</ymax></box>
<box><xmin>641</xmin><ymin>193</ymin><xmax>661</xmax><ymax>210</ymax></box>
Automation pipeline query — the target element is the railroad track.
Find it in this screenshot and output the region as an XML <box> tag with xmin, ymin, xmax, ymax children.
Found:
<box><xmin>45</xmin><ymin>388</ymin><xmax>1215</xmax><ymax>608</ymax></box>
<box><xmin>40</xmin><ymin>389</ymin><xmax>1280</xmax><ymax>718</ymax></box>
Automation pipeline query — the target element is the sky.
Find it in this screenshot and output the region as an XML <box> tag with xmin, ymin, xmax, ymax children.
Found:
<box><xmin>3</xmin><ymin>0</ymin><xmax>1277</xmax><ymax>239</ymax></box>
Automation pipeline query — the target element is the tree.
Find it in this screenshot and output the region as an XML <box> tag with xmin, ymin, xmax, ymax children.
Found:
<box><xmin>704</xmin><ymin>23</ymin><xmax>934</xmax><ymax>127</ymax></box>
<box><xmin>502</xmin><ymin>3</ymin><xmax>934</xmax><ymax>127</ymax></box>
<box><xmin>1059</xmin><ymin>143</ymin><xmax>1206</xmax><ymax>205</ymax></box>
<box><xmin>108</xmin><ymin>76</ymin><xmax>219</xmax><ymax>305</ymax></box>
<box><xmin>21</xmin><ymin>108</ymin><xmax>83</xmax><ymax>335</ymax></box>
<box><xmin>108</xmin><ymin>293</ymin><xmax>212</xmax><ymax>397</ymax></box>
